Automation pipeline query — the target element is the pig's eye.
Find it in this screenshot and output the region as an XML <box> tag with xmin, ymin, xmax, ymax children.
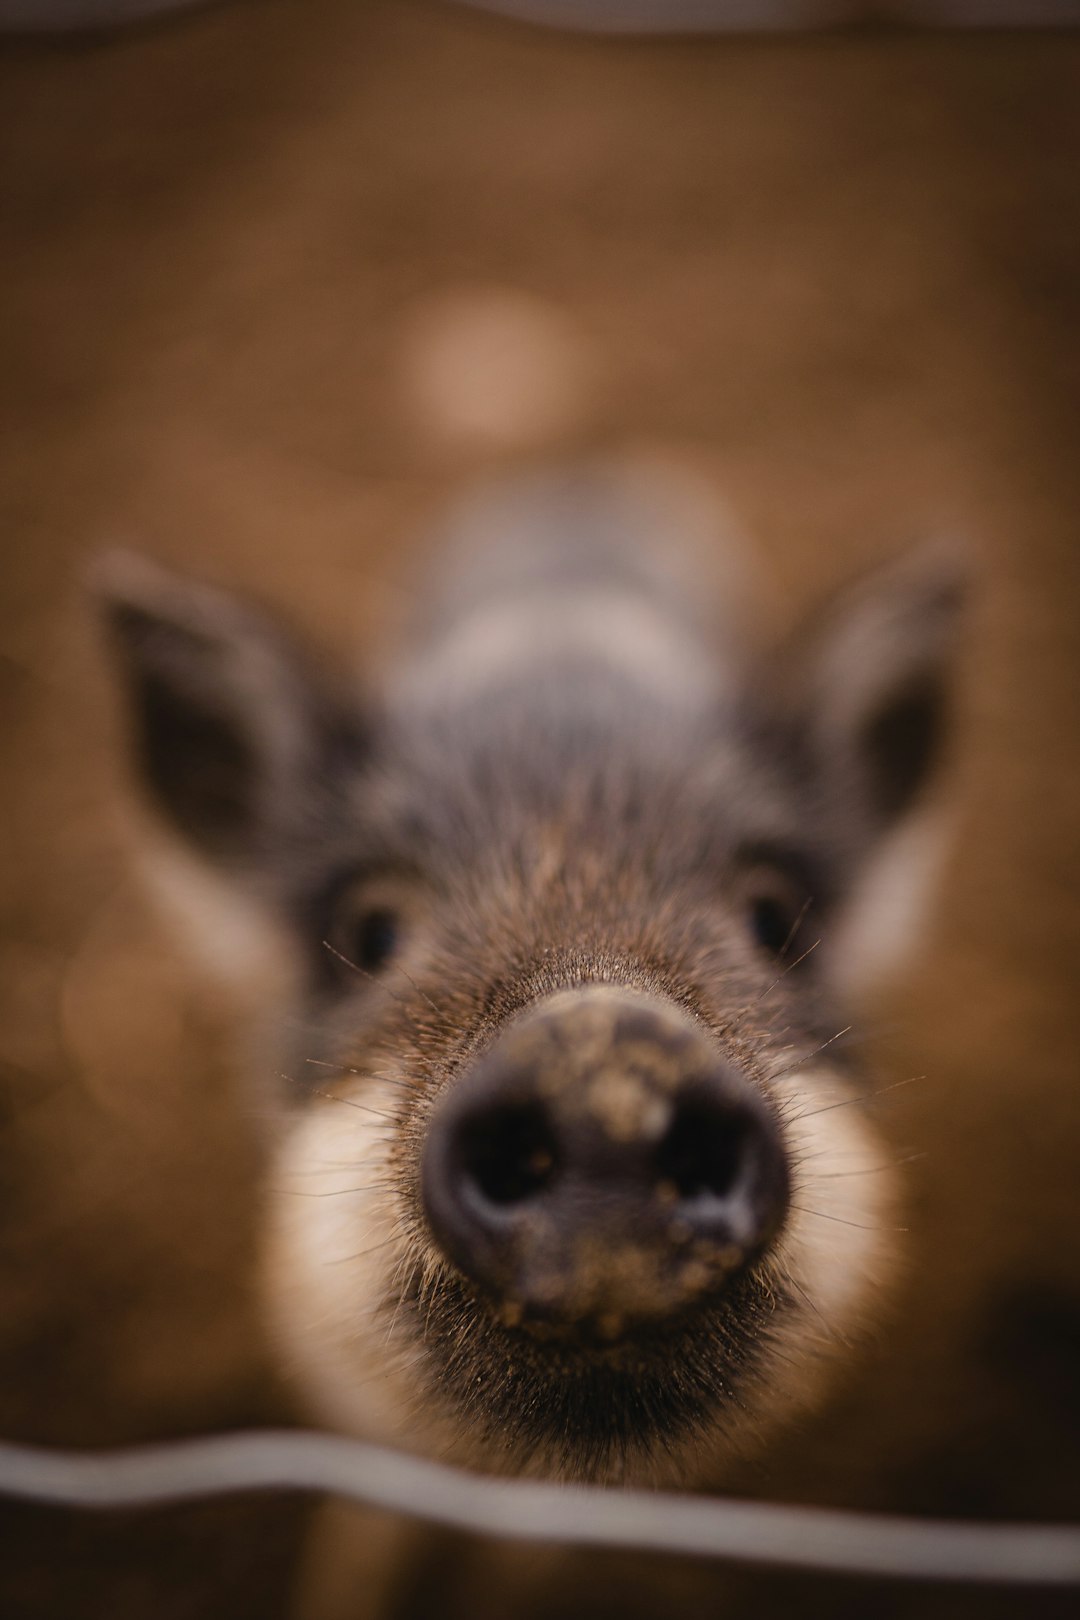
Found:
<box><xmin>326</xmin><ymin>884</ymin><xmax>406</xmax><ymax>979</ymax></box>
<box><xmin>345</xmin><ymin>907</ymin><xmax>400</xmax><ymax>974</ymax></box>
<box><xmin>739</xmin><ymin>867</ymin><xmax>814</xmax><ymax>964</ymax></box>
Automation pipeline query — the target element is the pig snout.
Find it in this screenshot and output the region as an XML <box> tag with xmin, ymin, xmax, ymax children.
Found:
<box><xmin>421</xmin><ymin>987</ymin><xmax>789</xmax><ymax>1330</ymax></box>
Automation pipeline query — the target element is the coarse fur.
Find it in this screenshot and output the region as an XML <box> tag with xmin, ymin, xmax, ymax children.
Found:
<box><xmin>98</xmin><ymin>466</ymin><xmax>964</xmax><ymax>1501</ymax></box>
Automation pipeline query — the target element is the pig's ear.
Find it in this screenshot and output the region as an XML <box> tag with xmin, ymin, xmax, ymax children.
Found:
<box><xmin>95</xmin><ymin>553</ymin><xmax>358</xmax><ymax>871</ymax></box>
<box><xmin>789</xmin><ymin>540</ymin><xmax>969</xmax><ymax>833</ymax></box>
<box><xmin>779</xmin><ymin>541</ymin><xmax>969</xmax><ymax>994</ymax></box>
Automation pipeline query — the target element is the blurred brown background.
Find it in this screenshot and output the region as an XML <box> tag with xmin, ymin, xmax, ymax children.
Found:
<box><xmin>2</xmin><ymin>2</ymin><xmax>1079</xmax><ymax>1616</ymax></box>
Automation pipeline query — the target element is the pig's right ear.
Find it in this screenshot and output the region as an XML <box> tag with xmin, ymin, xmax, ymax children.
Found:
<box><xmin>772</xmin><ymin>540</ymin><xmax>969</xmax><ymax>994</ymax></box>
<box><xmin>95</xmin><ymin>553</ymin><xmax>360</xmax><ymax>873</ymax></box>
<box><xmin>783</xmin><ymin>539</ymin><xmax>969</xmax><ymax>837</ymax></box>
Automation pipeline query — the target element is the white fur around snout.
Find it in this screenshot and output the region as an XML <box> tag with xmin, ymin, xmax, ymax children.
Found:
<box><xmin>263</xmin><ymin>1057</ymin><xmax>900</xmax><ymax>1486</ymax></box>
<box><xmin>263</xmin><ymin>1074</ymin><xmax>439</xmax><ymax>1454</ymax></box>
<box><xmin>766</xmin><ymin>1064</ymin><xmax>900</xmax><ymax>1363</ymax></box>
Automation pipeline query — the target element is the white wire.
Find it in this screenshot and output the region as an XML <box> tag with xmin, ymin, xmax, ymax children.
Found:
<box><xmin>0</xmin><ymin>1428</ymin><xmax>1078</xmax><ymax>1586</ymax></box>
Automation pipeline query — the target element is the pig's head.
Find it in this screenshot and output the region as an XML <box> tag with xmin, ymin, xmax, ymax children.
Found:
<box><xmin>98</xmin><ymin>498</ymin><xmax>964</xmax><ymax>1488</ymax></box>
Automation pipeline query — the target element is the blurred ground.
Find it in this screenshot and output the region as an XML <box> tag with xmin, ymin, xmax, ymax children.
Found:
<box><xmin>1</xmin><ymin>2</ymin><xmax>1079</xmax><ymax>1617</ymax></box>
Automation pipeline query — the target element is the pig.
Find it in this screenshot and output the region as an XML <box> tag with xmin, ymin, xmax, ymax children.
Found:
<box><xmin>97</xmin><ymin>466</ymin><xmax>964</xmax><ymax>1605</ymax></box>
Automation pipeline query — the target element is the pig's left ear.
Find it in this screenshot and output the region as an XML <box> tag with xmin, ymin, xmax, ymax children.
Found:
<box><xmin>96</xmin><ymin>553</ymin><xmax>361</xmax><ymax>874</ymax></box>
<box><xmin>788</xmin><ymin>539</ymin><xmax>969</xmax><ymax>835</ymax></box>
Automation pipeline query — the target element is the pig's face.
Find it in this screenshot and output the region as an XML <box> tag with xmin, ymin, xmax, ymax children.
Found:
<box><xmin>99</xmin><ymin>498</ymin><xmax>963</xmax><ymax>1487</ymax></box>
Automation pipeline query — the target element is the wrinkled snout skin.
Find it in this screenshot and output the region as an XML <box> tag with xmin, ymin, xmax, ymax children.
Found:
<box><xmin>100</xmin><ymin>470</ymin><xmax>964</xmax><ymax>1505</ymax></box>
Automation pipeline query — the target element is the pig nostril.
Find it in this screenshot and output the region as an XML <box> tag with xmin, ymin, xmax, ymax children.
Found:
<box><xmin>654</xmin><ymin>1098</ymin><xmax>749</xmax><ymax>1205</ymax></box>
<box><xmin>459</xmin><ymin>1101</ymin><xmax>560</xmax><ymax>1208</ymax></box>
